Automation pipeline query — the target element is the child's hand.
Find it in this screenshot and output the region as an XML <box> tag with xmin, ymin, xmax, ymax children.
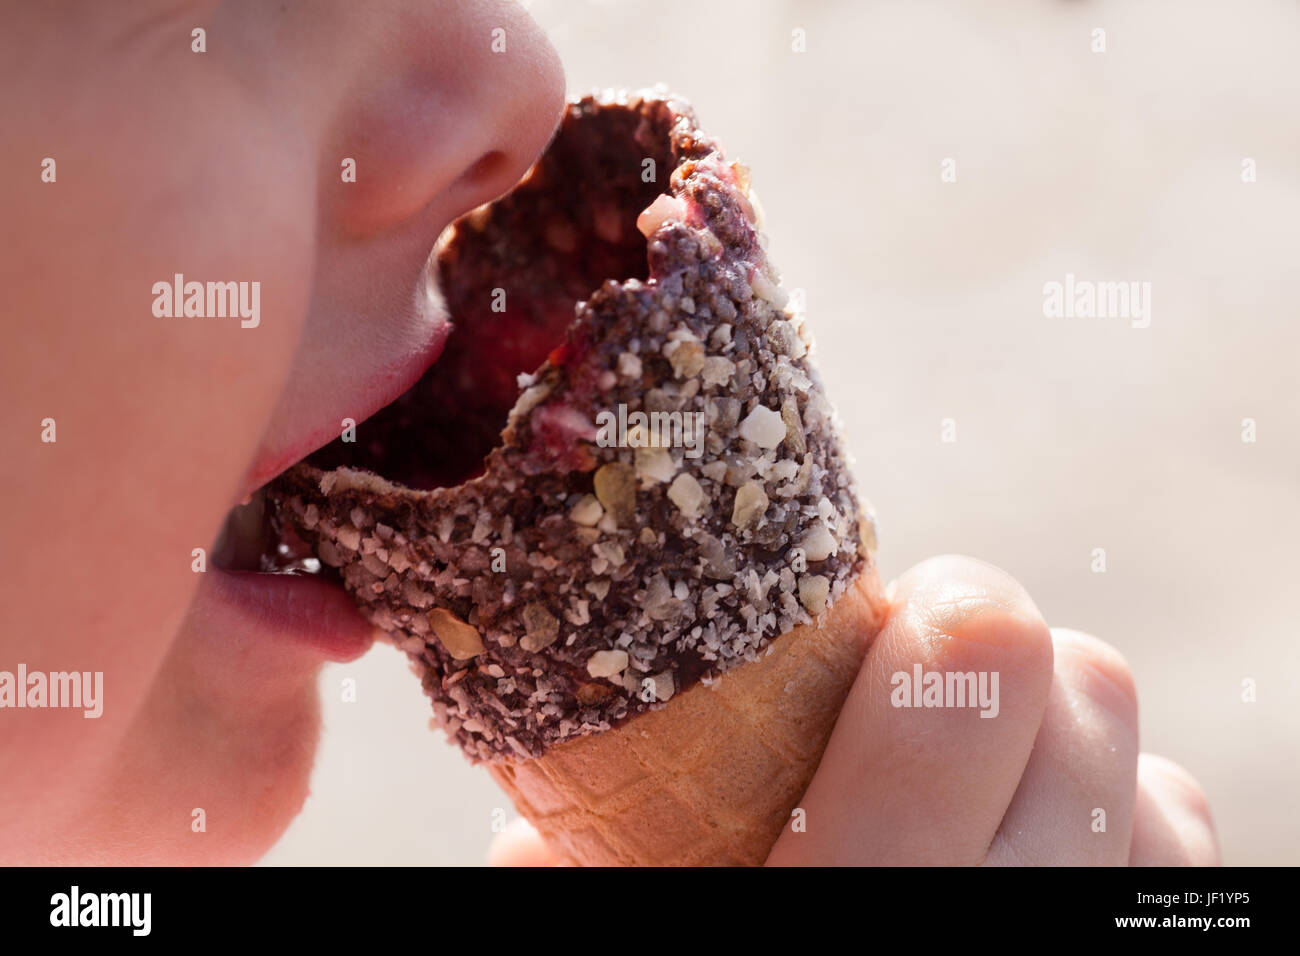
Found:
<box><xmin>491</xmin><ymin>556</ymin><xmax>1219</xmax><ymax>866</ymax></box>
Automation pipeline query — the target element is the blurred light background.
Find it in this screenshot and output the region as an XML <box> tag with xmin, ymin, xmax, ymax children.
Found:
<box><xmin>263</xmin><ymin>0</ymin><xmax>1300</xmax><ymax>866</ymax></box>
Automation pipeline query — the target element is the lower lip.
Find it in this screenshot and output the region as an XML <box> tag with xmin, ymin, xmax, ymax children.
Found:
<box><xmin>203</xmin><ymin>570</ymin><xmax>376</xmax><ymax>663</ymax></box>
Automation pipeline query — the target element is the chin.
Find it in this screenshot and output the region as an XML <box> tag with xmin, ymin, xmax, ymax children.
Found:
<box><xmin>84</xmin><ymin>624</ymin><xmax>331</xmax><ymax>866</ymax></box>
<box><xmin>176</xmin><ymin>698</ymin><xmax>322</xmax><ymax>867</ymax></box>
<box><xmin>191</xmin><ymin>683</ymin><xmax>323</xmax><ymax>866</ymax></box>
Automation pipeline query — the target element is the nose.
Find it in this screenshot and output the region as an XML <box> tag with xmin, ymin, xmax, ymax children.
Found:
<box><xmin>314</xmin><ymin>0</ymin><xmax>566</xmax><ymax>239</ymax></box>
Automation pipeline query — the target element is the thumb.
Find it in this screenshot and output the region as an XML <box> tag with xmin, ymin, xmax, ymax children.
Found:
<box><xmin>766</xmin><ymin>555</ymin><xmax>1053</xmax><ymax>865</ymax></box>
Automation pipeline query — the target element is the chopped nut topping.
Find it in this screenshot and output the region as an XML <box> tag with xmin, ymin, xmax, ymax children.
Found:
<box><xmin>643</xmin><ymin>573</ymin><xmax>684</xmax><ymax>621</ymax></box>
<box><xmin>336</xmin><ymin>524</ymin><xmax>362</xmax><ymax>551</ymax></box>
<box><xmin>569</xmin><ymin>494</ymin><xmax>604</xmax><ymax>526</ymax></box>
<box><xmin>317</xmin><ymin>539</ymin><xmax>343</xmax><ymax>568</ymax></box>
<box><xmin>800</xmin><ymin>521</ymin><xmax>838</xmax><ymax>562</ymax></box>
<box><xmin>637</xmin><ymin>193</ymin><xmax>689</xmax><ymax>237</ymax></box>
<box><xmin>730</xmin><ymin>161</ymin><xmax>752</xmax><ymax>194</ymax></box>
<box><xmin>751</xmin><ymin>269</ymin><xmax>787</xmax><ymax>307</ymax></box>
<box><xmin>739</xmin><ymin>405</ymin><xmax>786</xmax><ymax>449</ymax></box>
<box><xmin>641</xmin><ymin>670</ymin><xmax>676</xmax><ymax>703</ymax></box>
<box><xmin>617</xmin><ymin>351</ymin><xmax>642</xmax><ymax>379</ymax></box>
<box><xmin>781</xmin><ymin>396</ymin><xmax>806</xmax><ymax>453</ymax></box>
<box><xmin>666</xmin><ymin>338</ymin><xmax>706</xmax><ymax>378</ymax></box>
<box><xmin>798</xmin><ymin>574</ymin><xmax>830</xmax><ymax>615</ymax></box>
<box><xmin>428</xmin><ymin>608</ymin><xmax>485</xmax><ymax>660</ymax></box>
<box><xmin>667</xmin><ymin>473</ymin><xmax>707</xmax><ymax>519</ymax></box>
<box><xmin>766</xmin><ymin>319</ymin><xmax>804</xmax><ymax>358</ymax></box>
<box><xmin>576</xmin><ymin>682</ymin><xmax>616</xmax><ymax>705</ymax></box>
<box><xmin>593</xmin><ymin>462</ymin><xmax>637</xmax><ymax>525</ymax></box>
<box><xmin>587</xmin><ymin>649</ymin><xmax>630</xmax><ymax>679</ymax></box>
<box><xmin>520</xmin><ymin>603</ymin><xmax>560</xmax><ymax>652</ymax></box>
<box><xmin>701</xmin><ymin>355</ymin><xmax>735</xmax><ymax>387</ymax></box>
<box><xmin>732</xmin><ymin>479</ymin><xmax>769</xmax><ymax>529</ymax></box>
<box><xmin>635</xmin><ymin>447</ymin><xmax>676</xmax><ymax>483</ymax></box>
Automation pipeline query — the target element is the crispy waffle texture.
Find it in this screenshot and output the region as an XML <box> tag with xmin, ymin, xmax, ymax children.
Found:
<box><xmin>489</xmin><ymin>570</ymin><xmax>888</xmax><ymax>865</ymax></box>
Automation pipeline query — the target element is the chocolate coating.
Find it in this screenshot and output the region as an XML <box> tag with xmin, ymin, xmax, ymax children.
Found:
<box><xmin>268</xmin><ymin>89</ymin><xmax>874</xmax><ymax>761</ymax></box>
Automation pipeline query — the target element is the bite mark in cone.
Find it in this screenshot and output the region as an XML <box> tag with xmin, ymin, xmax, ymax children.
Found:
<box><xmin>266</xmin><ymin>90</ymin><xmax>880</xmax><ymax>786</ymax></box>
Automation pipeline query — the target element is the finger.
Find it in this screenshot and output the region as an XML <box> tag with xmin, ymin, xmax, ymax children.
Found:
<box><xmin>768</xmin><ymin>555</ymin><xmax>1053</xmax><ymax>866</ymax></box>
<box><xmin>983</xmin><ymin>628</ymin><xmax>1140</xmax><ymax>865</ymax></box>
<box><xmin>1129</xmin><ymin>754</ymin><xmax>1220</xmax><ymax>866</ymax></box>
<box><xmin>486</xmin><ymin>817</ymin><xmax>564</xmax><ymax>867</ymax></box>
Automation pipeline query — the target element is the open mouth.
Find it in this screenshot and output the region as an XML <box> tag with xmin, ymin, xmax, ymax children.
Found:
<box><xmin>213</xmin><ymin>95</ymin><xmax>675</xmax><ymax>575</ymax></box>
<box><xmin>234</xmin><ymin>88</ymin><xmax>866</xmax><ymax>760</ymax></box>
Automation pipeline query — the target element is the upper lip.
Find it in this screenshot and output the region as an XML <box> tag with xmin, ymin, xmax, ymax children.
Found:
<box><xmin>230</xmin><ymin>127</ymin><xmax>563</xmax><ymax>507</ymax></box>
<box><xmin>235</xmin><ymin>298</ymin><xmax>453</xmax><ymax>503</ymax></box>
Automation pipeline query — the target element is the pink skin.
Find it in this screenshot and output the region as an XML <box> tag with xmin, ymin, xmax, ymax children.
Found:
<box><xmin>0</xmin><ymin>0</ymin><xmax>564</xmax><ymax>864</ymax></box>
<box><xmin>1</xmin><ymin>5</ymin><xmax>1216</xmax><ymax>868</ymax></box>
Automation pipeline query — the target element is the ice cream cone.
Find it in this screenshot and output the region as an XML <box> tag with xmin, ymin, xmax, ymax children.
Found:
<box><xmin>489</xmin><ymin>568</ymin><xmax>887</xmax><ymax>866</ymax></box>
<box><xmin>266</xmin><ymin>89</ymin><xmax>884</xmax><ymax>866</ymax></box>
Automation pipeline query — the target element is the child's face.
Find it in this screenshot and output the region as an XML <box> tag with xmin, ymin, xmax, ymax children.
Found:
<box><xmin>0</xmin><ymin>0</ymin><xmax>564</xmax><ymax>863</ymax></box>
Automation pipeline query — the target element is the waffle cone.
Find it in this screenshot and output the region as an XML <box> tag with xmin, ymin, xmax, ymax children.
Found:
<box><xmin>489</xmin><ymin>568</ymin><xmax>889</xmax><ymax>866</ymax></box>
